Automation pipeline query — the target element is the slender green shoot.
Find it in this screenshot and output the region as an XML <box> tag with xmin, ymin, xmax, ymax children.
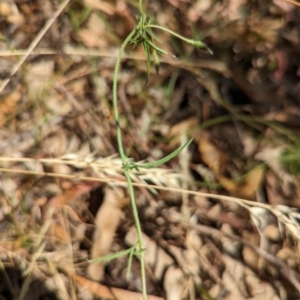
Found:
<box><xmin>89</xmin><ymin>247</ymin><xmax>135</xmax><ymax>263</ymax></box>
<box><xmin>109</xmin><ymin>2</ymin><xmax>212</xmax><ymax>299</ymax></box>
<box><xmin>127</xmin><ymin>138</ymin><xmax>193</xmax><ymax>170</ymax></box>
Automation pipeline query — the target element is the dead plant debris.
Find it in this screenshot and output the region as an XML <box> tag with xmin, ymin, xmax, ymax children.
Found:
<box><xmin>1</xmin><ymin>0</ymin><xmax>300</xmax><ymax>299</ymax></box>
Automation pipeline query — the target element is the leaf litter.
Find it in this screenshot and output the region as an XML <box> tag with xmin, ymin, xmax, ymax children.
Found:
<box><xmin>1</xmin><ymin>0</ymin><xmax>300</xmax><ymax>299</ymax></box>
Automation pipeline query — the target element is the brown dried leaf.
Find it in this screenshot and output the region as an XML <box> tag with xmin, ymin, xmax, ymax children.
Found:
<box><xmin>242</xmin><ymin>230</ymin><xmax>260</xmax><ymax>271</ymax></box>
<box><xmin>164</xmin><ymin>265</ymin><xmax>184</xmax><ymax>300</ymax></box>
<box><xmin>218</xmin><ymin>166</ymin><xmax>265</xmax><ymax>198</ymax></box>
<box><xmin>0</xmin><ymin>1</ymin><xmax>24</xmax><ymax>24</ymax></box>
<box><xmin>83</xmin><ymin>0</ymin><xmax>115</xmax><ymax>15</ymax></box>
<box><xmin>188</xmin><ymin>0</ymin><xmax>213</xmax><ymax>22</ymax></box>
<box><xmin>49</xmin><ymin>222</ymin><xmax>70</xmax><ymax>244</ymax></box>
<box><xmin>263</xmin><ymin>224</ymin><xmax>281</xmax><ymax>242</ymax></box>
<box><xmin>184</xmin><ymin>230</ymin><xmax>202</xmax><ymax>279</ymax></box>
<box><xmin>168</xmin><ymin>117</ymin><xmax>198</xmax><ymax>148</ymax></box>
<box><xmin>276</xmin><ymin>247</ymin><xmax>297</xmax><ymax>268</ymax></box>
<box><xmin>88</xmin><ymin>187</ymin><xmax>123</xmax><ymax>281</ymax></box>
<box><xmin>46</xmin><ymin>182</ymin><xmax>98</xmax><ymax>246</ymax></box>
<box><xmin>71</xmin><ymin>272</ymin><xmax>164</xmax><ymax>300</ymax></box>
<box><xmin>197</xmin><ymin>130</ymin><xmax>223</xmax><ymax>174</ymax></box>
<box><xmin>79</xmin><ymin>13</ymin><xmax>117</xmax><ymax>49</ymax></box>
<box><xmin>207</xmin><ymin>203</ymin><xmax>222</xmax><ymax>221</ymax></box>
<box><xmin>273</xmin><ymin>0</ymin><xmax>295</xmax><ymax>11</ymax></box>
<box><xmin>256</xmin><ymin>148</ymin><xmax>295</xmax><ymax>197</ymax></box>
<box><xmin>218</xmin><ymin>175</ymin><xmax>238</xmax><ymax>194</ymax></box>
<box><xmin>221</xmin><ymin>255</ymin><xmax>248</xmax><ymax>300</ymax></box>
<box><xmin>227</xmin><ymin>0</ymin><xmax>247</xmax><ymax>20</ymax></box>
<box><xmin>0</xmin><ymin>1</ymin><xmax>12</xmax><ymax>16</ymax></box>
<box><xmin>221</xmin><ymin>224</ymin><xmax>241</xmax><ymax>257</ymax></box>
<box><xmin>0</xmin><ymin>89</ymin><xmax>22</xmax><ymax>127</ymax></box>
<box><xmin>6</xmin><ymin>14</ymin><xmax>25</xmax><ymax>25</ymax></box>
<box><xmin>244</xmin><ymin>270</ymin><xmax>280</xmax><ymax>300</ymax></box>
<box><xmin>49</xmin><ymin>182</ymin><xmax>98</xmax><ymax>207</ymax></box>
<box><xmin>239</xmin><ymin>166</ymin><xmax>265</xmax><ymax>198</ymax></box>
<box><xmin>26</xmin><ymin>60</ymin><xmax>54</xmax><ymax>99</ymax></box>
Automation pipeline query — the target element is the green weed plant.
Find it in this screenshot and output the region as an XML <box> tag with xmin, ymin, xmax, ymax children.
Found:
<box><xmin>91</xmin><ymin>1</ymin><xmax>211</xmax><ymax>298</ymax></box>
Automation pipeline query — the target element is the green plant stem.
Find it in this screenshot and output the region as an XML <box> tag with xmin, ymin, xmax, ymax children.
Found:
<box><xmin>124</xmin><ymin>170</ymin><xmax>147</xmax><ymax>299</ymax></box>
<box><xmin>139</xmin><ymin>0</ymin><xmax>145</xmax><ymax>16</ymax></box>
<box><xmin>112</xmin><ymin>26</ymin><xmax>147</xmax><ymax>299</ymax></box>
<box><xmin>113</xmin><ymin>29</ymin><xmax>137</xmax><ymax>162</ymax></box>
<box><xmin>145</xmin><ymin>24</ymin><xmax>212</xmax><ymax>54</ymax></box>
<box><xmin>145</xmin><ymin>24</ymin><xmax>198</xmax><ymax>45</ymax></box>
<box><xmin>130</xmin><ymin>138</ymin><xmax>193</xmax><ymax>170</ymax></box>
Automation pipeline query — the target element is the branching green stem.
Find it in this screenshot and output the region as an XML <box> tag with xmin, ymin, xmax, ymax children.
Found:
<box><xmin>112</xmin><ymin>26</ymin><xmax>147</xmax><ymax>299</ymax></box>
<box><xmin>112</xmin><ymin>7</ymin><xmax>210</xmax><ymax>299</ymax></box>
<box><xmin>128</xmin><ymin>138</ymin><xmax>193</xmax><ymax>170</ymax></box>
<box><xmin>139</xmin><ymin>0</ymin><xmax>145</xmax><ymax>16</ymax></box>
<box><xmin>145</xmin><ymin>24</ymin><xmax>213</xmax><ymax>54</ymax></box>
<box><xmin>113</xmin><ymin>30</ymin><xmax>137</xmax><ymax>162</ymax></box>
<box><xmin>145</xmin><ymin>24</ymin><xmax>198</xmax><ymax>44</ymax></box>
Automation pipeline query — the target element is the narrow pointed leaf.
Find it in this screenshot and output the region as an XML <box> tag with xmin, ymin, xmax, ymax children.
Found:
<box><xmin>89</xmin><ymin>247</ymin><xmax>134</xmax><ymax>263</ymax></box>
<box><xmin>142</xmin><ymin>40</ymin><xmax>151</xmax><ymax>84</ymax></box>
<box><xmin>126</xmin><ymin>249</ymin><xmax>134</xmax><ymax>280</ymax></box>
<box><xmin>192</xmin><ymin>40</ymin><xmax>213</xmax><ymax>55</ymax></box>
<box><xmin>149</xmin><ymin>17</ymin><xmax>155</xmax><ymax>24</ymax></box>
<box><xmin>145</xmin><ymin>39</ymin><xmax>169</xmax><ymax>55</ymax></box>
<box><xmin>145</xmin><ymin>28</ymin><xmax>162</xmax><ymax>43</ymax></box>
<box><xmin>153</xmin><ymin>49</ymin><xmax>160</xmax><ymax>74</ymax></box>
<box><xmin>129</xmin><ymin>138</ymin><xmax>193</xmax><ymax>170</ymax></box>
<box><xmin>131</xmin><ymin>29</ymin><xmax>145</xmax><ymax>47</ymax></box>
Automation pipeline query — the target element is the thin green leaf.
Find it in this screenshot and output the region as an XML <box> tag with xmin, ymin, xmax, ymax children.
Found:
<box><xmin>145</xmin><ymin>39</ymin><xmax>169</xmax><ymax>55</ymax></box>
<box><xmin>130</xmin><ymin>39</ymin><xmax>140</xmax><ymax>48</ymax></box>
<box><xmin>134</xmin><ymin>248</ymin><xmax>145</xmax><ymax>258</ymax></box>
<box><xmin>142</xmin><ymin>40</ymin><xmax>151</xmax><ymax>84</ymax></box>
<box><xmin>192</xmin><ymin>40</ymin><xmax>213</xmax><ymax>55</ymax></box>
<box><xmin>145</xmin><ymin>24</ymin><xmax>213</xmax><ymax>56</ymax></box>
<box><xmin>89</xmin><ymin>247</ymin><xmax>134</xmax><ymax>263</ymax></box>
<box><xmin>153</xmin><ymin>48</ymin><xmax>160</xmax><ymax>74</ymax></box>
<box><xmin>148</xmin><ymin>17</ymin><xmax>155</xmax><ymax>24</ymax></box>
<box><xmin>141</xmin><ymin>14</ymin><xmax>147</xmax><ymax>25</ymax></box>
<box><xmin>131</xmin><ymin>27</ymin><xmax>142</xmax><ymax>44</ymax></box>
<box><xmin>129</xmin><ymin>138</ymin><xmax>193</xmax><ymax>170</ymax></box>
<box><xmin>145</xmin><ymin>28</ymin><xmax>162</xmax><ymax>43</ymax></box>
<box><xmin>126</xmin><ymin>249</ymin><xmax>134</xmax><ymax>280</ymax></box>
